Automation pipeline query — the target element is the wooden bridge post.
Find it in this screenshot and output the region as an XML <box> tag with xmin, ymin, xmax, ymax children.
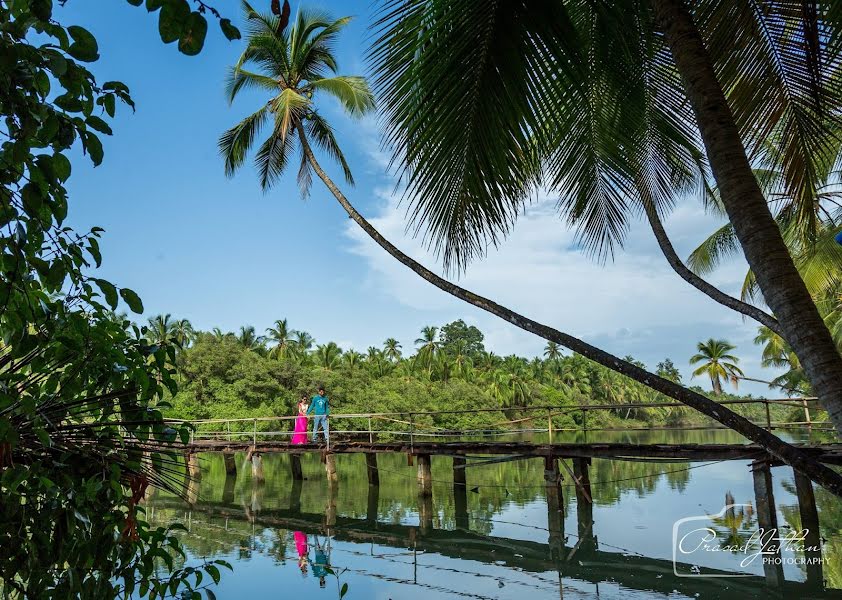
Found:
<box><xmin>251</xmin><ymin>453</ymin><xmax>265</xmax><ymax>484</ymax></box>
<box><xmin>325</xmin><ymin>452</ymin><xmax>338</xmax><ymax>483</ymax></box>
<box><xmin>365</xmin><ymin>453</ymin><xmax>379</xmax><ymax>486</ymax></box>
<box><xmin>751</xmin><ymin>460</ymin><xmax>784</xmax><ymax>588</ymax></box>
<box><xmin>419</xmin><ymin>491</ymin><xmax>433</xmax><ymax>535</ymax></box>
<box><xmin>367</xmin><ymin>481</ymin><xmax>380</xmax><ymax>523</ymax></box>
<box><xmin>417</xmin><ymin>454</ymin><xmax>432</xmax><ymax>497</ymax></box>
<box><xmin>290</xmin><ymin>454</ymin><xmax>304</xmax><ymax>481</ymax></box>
<box><xmin>544</xmin><ymin>456</ymin><xmax>564</xmax><ymax>561</ymax></box>
<box><xmin>186</xmin><ymin>452</ymin><xmax>202</xmax><ymax>482</ymax></box>
<box><xmin>453</xmin><ymin>456</ymin><xmax>469</xmax><ymax>530</ymax></box>
<box><xmin>223</xmin><ymin>452</ymin><xmax>237</xmax><ymax>476</ymax></box>
<box><xmin>764</xmin><ymin>401</ymin><xmax>773</xmax><ymax>431</ymax></box>
<box><xmin>325</xmin><ymin>480</ymin><xmax>338</xmax><ymax>529</ymax></box>
<box><xmin>573</xmin><ymin>457</ymin><xmax>595</xmax><ymax>551</ymax></box>
<box><xmin>289</xmin><ymin>479</ymin><xmax>303</xmax><ymax>512</ymax></box>
<box><xmin>222</xmin><ymin>472</ymin><xmax>236</xmax><ymax>505</ymax></box>
<box><xmin>793</xmin><ymin>468</ymin><xmax>824</xmax><ymax>589</ymax></box>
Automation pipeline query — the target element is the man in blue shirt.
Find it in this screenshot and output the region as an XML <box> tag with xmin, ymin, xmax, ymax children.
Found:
<box><xmin>307</xmin><ymin>386</ymin><xmax>330</xmax><ymax>443</ymax></box>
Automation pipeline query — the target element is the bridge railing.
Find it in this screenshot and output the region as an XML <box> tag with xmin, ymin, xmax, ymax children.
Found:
<box><xmin>173</xmin><ymin>397</ymin><xmax>834</xmax><ymax>447</ymax></box>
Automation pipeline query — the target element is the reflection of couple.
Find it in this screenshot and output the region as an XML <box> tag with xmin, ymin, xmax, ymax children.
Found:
<box><xmin>291</xmin><ymin>386</ymin><xmax>331</xmax><ymax>444</ymax></box>
<box><xmin>293</xmin><ymin>531</ymin><xmax>330</xmax><ymax>588</ymax></box>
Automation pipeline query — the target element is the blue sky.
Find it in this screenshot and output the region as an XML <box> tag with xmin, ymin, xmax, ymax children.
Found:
<box><xmin>59</xmin><ymin>0</ymin><xmax>779</xmax><ymax>395</ymax></box>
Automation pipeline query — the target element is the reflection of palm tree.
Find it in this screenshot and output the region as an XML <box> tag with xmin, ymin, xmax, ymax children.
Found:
<box><xmin>708</xmin><ymin>492</ymin><xmax>756</xmax><ymax>550</ymax></box>
<box><xmin>689</xmin><ymin>339</ymin><xmax>744</xmax><ymax>395</ymax></box>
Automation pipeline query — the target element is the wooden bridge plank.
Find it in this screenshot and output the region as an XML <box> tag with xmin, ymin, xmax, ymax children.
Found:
<box><xmin>185</xmin><ymin>440</ymin><xmax>842</xmax><ymax>463</ymax></box>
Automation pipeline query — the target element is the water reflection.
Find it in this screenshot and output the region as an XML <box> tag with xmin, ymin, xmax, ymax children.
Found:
<box><xmin>147</xmin><ymin>429</ymin><xmax>840</xmax><ymax>599</ymax></box>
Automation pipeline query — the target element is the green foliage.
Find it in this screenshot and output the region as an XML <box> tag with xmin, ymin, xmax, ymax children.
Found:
<box><xmin>439</xmin><ymin>319</ymin><xmax>485</xmax><ymax>357</ymax></box>
<box><xmin>165</xmin><ymin>321</ymin><xmax>771</xmax><ymax>436</ymax></box>
<box><xmin>0</xmin><ymin>1</ymin><xmax>238</xmax><ymax>597</ymax></box>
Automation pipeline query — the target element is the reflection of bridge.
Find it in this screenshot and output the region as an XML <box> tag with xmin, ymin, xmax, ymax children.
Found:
<box><xmin>151</xmin><ymin>486</ymin><xmax>840</xmax><ymax>599</ymax></box>
<box><xmin>176</xmin><ymin>404</ymin><xmax>842</xmax><ymax>592</ymax></box>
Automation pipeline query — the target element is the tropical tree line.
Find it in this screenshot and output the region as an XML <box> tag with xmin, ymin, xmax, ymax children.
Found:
<box><xmin>145</xmin><ymin>315</ymin><xmax>806</xmax><ymax>431</ymax></box>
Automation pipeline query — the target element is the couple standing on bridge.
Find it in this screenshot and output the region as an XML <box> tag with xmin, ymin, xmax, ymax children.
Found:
<box><xmin>291</xmin><ymin>386</ymin><xmax>330</xmax><ymax>445</ymax></box>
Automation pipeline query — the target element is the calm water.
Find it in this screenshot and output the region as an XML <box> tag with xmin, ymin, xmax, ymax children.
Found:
<box><xmin>146</xmin><ymin>429</ymin><xmax>841</xmax><ymax>599</ymax></box>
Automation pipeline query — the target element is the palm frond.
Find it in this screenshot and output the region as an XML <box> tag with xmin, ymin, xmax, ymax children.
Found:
<box><xmin>370</xmin><ymin>0</ymin><xmax>583</xmax><ymax>271</ymax></box>
<box><xmin>306</xmin><ymin>111</ymin><xmax>354</xmax><ymax>185</ymax></box>
<box><xmin>218</xmin><ymin>105</ymin><xmax>269</xmax><ymax>177</ymax></box>
<box><xmin>225</xmin><ymin>67</ymin><xmax>279</xmax><ymax>104</ymax></box>
<box><xmin>686</xmin><ymin>222</ymin><xmax>740</xmax><ymax>275</ymax></box>
<box><xmin>309</xmin><ymin>76</ymin><xmax>375</xmax><ymax>117</ymax></box>
<box><xmin>254</xmin><ymin>121</ymin><xmax>296</xmax><ymax>189</ymax></box>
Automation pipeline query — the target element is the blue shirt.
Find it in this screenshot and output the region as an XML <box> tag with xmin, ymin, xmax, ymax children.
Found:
<box><xmin>307</xmin><ymin>395</ymin><xmax>329</xmax><ymax>415</ymax></box>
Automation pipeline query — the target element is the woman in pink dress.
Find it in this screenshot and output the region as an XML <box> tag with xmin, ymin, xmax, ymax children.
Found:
<box><xmin>291</xmin><ymin>395</ymin><xmax>309</xmax><ymax>444</ymax></box>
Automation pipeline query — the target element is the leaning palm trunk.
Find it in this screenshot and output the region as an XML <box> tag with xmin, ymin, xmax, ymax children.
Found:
<box><xmin>651</xmin><ymin>0</ymin><xmax>842</xmax><ymax>434</ymax></box>
<box><xmin>642</xmin><ymin>199</ymin><xmax>782</xmax><ymax>335</ymax></box>
<box><xmin>296</xmin><ymin>124</ymin><xmax>842</xmax><ymax>497</ymax></box>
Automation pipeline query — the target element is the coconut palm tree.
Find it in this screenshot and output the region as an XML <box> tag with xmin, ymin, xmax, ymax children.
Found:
<box><xmin>147</xmin><ymin>314</ymin><xmax>174</xmax><ymax>347</ymax></box>
<box><xmin>171</xmin><ymin>319</ymin><xmax>194</xmax><ymax>349</ymax></box>
<box><xmin>219</xmin><ymin>2</ymin><xmax>374</xmax><ymax>195</ymax></box>
<box><xmin>383</xmin><ymin>337</ymin><xmax>402</xmax><ymax>362</ymax></box>
<box><xmin>342</xmin><ymin>349</ymin><xmax>362</xmax><ymax>371</ymax></box>
<box><xmin>237</xmin><ymin>325</ymin><xmax>265</xmax><ymax>353</ymax></box>
<box><xmin>690</xmin><ymin>339</ymin><xmax>745</xmax><ymax>395</ymax></box>
<box><xmin>266</xmin><ymin>318</ymin><xmax>295</xmax><ymax>359</ymax></box>
<box><xmin>544</xmin><ymin>342</ymin><xmax>561</xmax><ymax>361</ymax></box>
<box><xmin>315</xmin><ymin>342</ymin><xmax>342</xmax><ymax>370</ymax></box>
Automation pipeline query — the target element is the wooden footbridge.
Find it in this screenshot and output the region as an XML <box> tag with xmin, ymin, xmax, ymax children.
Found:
<box><xmin>175</xmin><ymin>399</ymin><xmax>841</xmax><ymax>592</ymax></box>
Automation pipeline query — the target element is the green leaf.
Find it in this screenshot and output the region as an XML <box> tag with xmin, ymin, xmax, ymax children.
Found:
<box><xmin>146</xmin><ymin>0</ymin><xmax>165</xmax><ymax>10</ymax></box>
<box><xmin>67</xmin><ymin>25</ymin><xmax>99</xmax><ymax>62</ymax></box>
<box><xmin>158</xmin><ymin>0</ymin><xmax>190</xmax><ymax>44</ymax></box>
<box><xmin>103</xmin><ymin>94</ymin><xmax>116</xmax><ymax>118</ymax></box>
<box><xmin>219</xmin><ymin>18</ymin><xmax>241</xmax><ymax>41</ymax></box>
<box><xmin>87</xmin><ymin>237</ymin><xmax>102</xmax><ymax>267</ymax></box>
<box><xmin>94</xmin><ymin>278</ymin><xmax>118</xmax><ymax>308</ymax></box>
<box><xmin>54</xmin><ymin>93</ymin><xmax>83</xmax><ymax>113</ymax></box>
<box><xmin>340</xmin><ymin>582</ymin><xmax>349</xmax><ymax>598</ymax></box>
<box><xmin>82</xmin><ymin>131</ymin><xmax>103</xmax><ymax>166</ymax></box>
<box><xmin>120</xmin><ymin>287</ymin><xmax>144</xmax><ymax>313</ymax></box>
<box><xmin>205</xmin><ymin>589</ymin><xmax>217</xmax><ymax>600</ymax></box>
<box><xmin>127</xmin><ymin>0</ymin><xmax>143</xmax><ymax>5</ymax></box>
<box><xmin>52</xmin><ymin>153</ymin><xmax>71</xmax><ymax>182</ymax></box>
<box><xmin>205</xmin><ymin>564</ymin><xmax>220</xmax><ymax>585</ymax></box>
<box><xmin>86</xmin><ymin>116</ymin><xmax>113</xmax><ymax>135</ymax></box>
<box><xmin>178</xmin><ymin>12</ymin><xmax>207</xmax><ymax>56</ymax></box>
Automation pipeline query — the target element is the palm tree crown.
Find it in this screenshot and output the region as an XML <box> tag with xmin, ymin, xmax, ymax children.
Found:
<box><xmin>220</xmin><ymin>2</ymin><xmax>374</xmax><ymax>194</ymax></box>
<box><xmin>689</xmin><ymin>339</ymin><xmax>744</xmax><ymax>395</ymax></box>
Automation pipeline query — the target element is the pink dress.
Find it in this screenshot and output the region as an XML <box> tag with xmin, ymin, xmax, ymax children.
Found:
<box><xmin>291</xmin><ymin>404</ymin><xmax>308</xmax><ymax>444</ymax></box>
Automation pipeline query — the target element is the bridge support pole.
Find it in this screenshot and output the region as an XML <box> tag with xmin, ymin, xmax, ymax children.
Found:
<box><xmin>453</xmin><ymin>456</ymin><xmax>469</xmax><ymax>530</ymax></box>
<box><xmin>186</xmin><ymin>452</ymin><xmax>202</xmax><ymax>482</ymax></box>
<box><xmin>365</xmin><ymin>453</ymin><xmax>379</xmax><ymax>486</ymax></box>
<box><xmin>367</xmin><ymin>481</ymin><xmax>380</xmax><ymax>523</ymax></box>
<box><xmin>417</xmin><ymin>454</ymin><xmax>432</xmax><ymax>497</ymax></box>
<box><xmin>325</xmin><ymin>481</ymin><xmax>338</xmax><ymax>529</ymax></box>
<box><xmin>251</xmin><ymin>453</ymin><xmax>265</xmax><ymax>484</ymax></box>
<box><xmin>751</xmin><ymin>460</ymin><xmax>784</xmax><ymax>588</ymax></box>
<box><xmin>222</xmin><ymin>472</ymin><xmax>236</xmax><ymax>505</ymax></box>
<box><xmin>325</xmin><ymin>452</ymin><xmax>338</xmax><ymax>483</ymax></box>
<box><xmin>545</xmin><ymin>456</ymin><xmax>564</xmax><ymax>562</ymax></box>
<box><xmin>289</xmin><ymin>479</ymin><xmax>303</xmax><ymax>513</ymax></box>
<box><xmin>223</xmin><ymin>452</ymin><xmax>237</xmax><ymax>476</ymax></box>
<box><xmin>419</xmin><ymin>491</ymin><xmax>433</xmax><ymax>535</ymax></box>
<box><xmin>573</xmin><ymin>457</ymin><xmax>595</xmax><ymax>551</ymax></box>
<box><xmin>290</xmin><ymin>454</ymin><xmax>304</xmax><ymax>481</ymax></box>
<box><xmin>793</xmin><ymin>468</ymin><xmax>824</xmax><ymax>589</ymax></box>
